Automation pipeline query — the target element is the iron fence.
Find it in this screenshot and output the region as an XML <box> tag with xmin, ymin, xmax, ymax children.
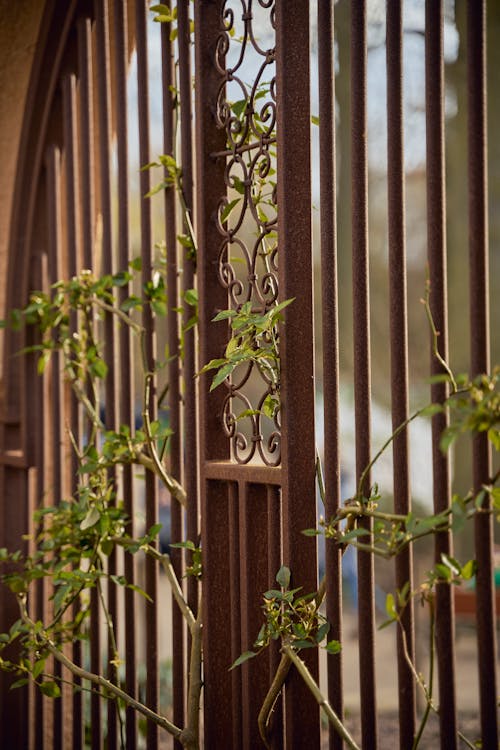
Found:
<box><xmin>0</xmin><ymin>1</ymin><xmax>498</xmax><ymax>748</ymax></box>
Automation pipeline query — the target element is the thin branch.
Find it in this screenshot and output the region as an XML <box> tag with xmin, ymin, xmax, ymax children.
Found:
<box><xmin>258</xmin><ymin>652</ymin><xmax>291</xmax><ymax>749</ymax></box>
<box><xmin>282</xmin><ymin>644</ymin><xmax>361</xmax><ymax>750</ymax></box>
<box><xmin>17</xmin><ymin>597</ymin><xmax>183</xmax><ymax>739</ymax></box>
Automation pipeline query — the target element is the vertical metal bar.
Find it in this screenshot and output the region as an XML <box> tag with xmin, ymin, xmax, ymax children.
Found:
<box><xmin>161</xmin><ymin>18</ymin><xmax>184</xmax><ymax>746</ymax></box>
<box><xmin>425</xmin><ymin>3</ymin><xmax>458</xmax><ymax>748</ymax></box>
<box><xmin>385</xmin><ymin>4</ymin><xmax>416</xmax><ymax>747</ymax></box>
<box><xmin>239</xmin><ymin>482</ymin><xmax>271</xmax><ymax>749</ymax></box>
<box><xmin>113</xmin><ymin>1</ymin><xmax>138</xmax><ymax>746</ymax></box>
<box><xmin>194</xmin><ymin>2</ymin><xmax>232</xmax><ymax>746</ymax></box>
<box><xmin>76</xmin><ymin>16</ymin><xmax>95</xmax><ymax>749</ymax></box>
<box><xmin>201</xmin><ymin>480</ymin><xmax>233</xmax><ymax>749</ymax></box>
<box><xmin>467</xmin><ymin>3</ymin><xmax>498</xmax><ymax>747</ymax></box>
<box><xmin>46</xmin><ymin>143</ymin><xmax>64</xmax><ymax>750</ymax></box>
<box><xmin>177</xmin><ymin>0</ymin><xmax>199</xmax><ymax>625</ymax></box>
<box><xmin>62</xmin><ymin>72</ymin><xmax>81</xmax><ymax>482</ymax></box>
<box><xmin>317</xmin><ymin>3</ymin><xmax>343</xmax><ymax>747</ymax></box>
<box><xmin>350</xmin><ymin>3</ymin><xmax>377</xmax><ymax>747</ymax></box>
<box><xmin>62</xmin><ymin>71</ymin><xmax>82</xmax><ymax>750</ymax></box>
<box><xmin>229</xmin><ymin>482</ymin><xmax>242</xmax><ymax>748</ymax></box>
<box><xmin>267</xmin><ymin>484</ymin><xmax>283</xmax><ymax>749</ymax></box>
<box><xmin>78</xmin><ymin>16</ymin><xmax>95</xmax><ymax>271</ymax></box>
<box><xmin>95</xmin><ymin>2</ymin><xmax>119</xmax><ymax>747</ymax></box>
<box><xmin>275</xmin><ymin>2</ymin><xmax>319</xmax><ymax>747</ymax></box>
<box><xmin>136</xmin><ymin>3</ymin><xmax>159</xmax><ymax>747</ymax></box>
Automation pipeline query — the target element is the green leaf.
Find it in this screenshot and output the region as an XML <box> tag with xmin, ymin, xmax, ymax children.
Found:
<box><xmin>184</xmin><ymin>288</ymin><xmax>198</xmax><ymax>307</ymax></box>
<box><xmin>80</xmin><ymin>506</ymin><xmax>101</xmax><ymax>530</ymax></box>
<box><xmin>385</xmin><ymin>592</ymin><xmax>397</xmax><ymax>620</ymax></box>
<box><xmin>33</xmin><ymin>659</ymin><xmax>46</xmax><ymax>680</ymax></box>
<box><xmin>311</xmin><ymin>114</ymin><xmax>320</xmax><ymax>126</ymax></box>
<box><xmin>315</xmin><ymin>622</ymin><xmax>330</xmax><ymax>643</ymax></box>
<box><xmin>212</xmin><ymin>309</ymin><xmax>237</xmax><ymax>322</ymax></box>
<box><xmin>325</xmin><ymin>639</ymin><xmax>342</xmax><ymax>655</ymax></box>
<box><xmin>461</xmin><ymin>559</ymin><xmax>477</xmax><ymax>581</ymax></box>
<box><xmin>262</xmin><ymin>394</ymin><xmax>279</xmax><ymax>419</ymax></box>
<box><xmin>428</xmin><ymin>373</ymin><xmax>452</xmax><ymax>385</ymax></box>
<box><xmin>127</xmin><ymin>583</ymin><xmax>153</xmax><ymax>602</ymax></box>
<box><xmin>39</xmin><ymin>681</ymin><xmax>61</xmax><ymax>698</ymax></box>
<box><xmin>220</xmin><ymin>198</ymin><xmax>241</xmax><ymax>223</ymax></box>
<box><xmin>10</xmin><ymin>678</ymin><xmax>29</xmax><ymax>690</ymax></box>
<box><xmin>90</xmin><ymin>358</ymin><xmax>108</xmax><ymax>379</ymax></box>
<box><xmin>441</xmin><ymin>553</ymin><xmax>461</xmax><ymax>576</ymax></box>
<box><xmin>230</xmin><ymin>651</ymin><xmax>257</xmax><ymax>670</ymax></box>
<box><xmin>231</xmin><ymin>99</ymin><xmax>247</xmax><ymax>119</ymax></box>
<box><xmin>101</xmin><ymin>540</ymin><xmax>114</xmax><ymax>556</ymax></box>
<box><xmin>147</xmin><ymin>523</ymin><xmax>163</xmax><ymax>539</ymax></box>
<box><xmin>439</xmin><ymin>427</ymin><xmax>457</xmax><ymax>454</ymax></box>
<box><xmin>487</xmin><ymin>427</ymin><xmax>500</xmax><ymax>451</ymax></box>
<box><xmin>434</xmin><ymin>563</ymin><xmax>451</xmax><ymax>581</ymax></box>
<box><xmin>210</xmin><ymin>363</ymin><xmax>235</xmax><ymax>391</ymax></box>
<box><xmin>276</xmin><ymin>565</ymin><xmax>290</xmax><ymax>589</ymax></box>
<box><xmin>129</xmin><ymin>257</ymin><xmax>142</xmax><ymax>271</ymax></box>
<box><xmin>421</xmin><ymin>403</ymin><xmax>443</xmax><ymax>417</ymax></box>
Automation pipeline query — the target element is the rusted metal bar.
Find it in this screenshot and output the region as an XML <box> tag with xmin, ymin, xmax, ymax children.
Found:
<box><xmin>317</xmin><ymin>3</ymin><xmax>343</xmax><ymax>747</ymax></box>
<box><xmin>177</xmin><ymin>0</ymin><xmax>199</xmax><ymax>629</ymax></box>
<box><xmin>76</xmin><ymin>15</ymin><xmax>96</xmax><ymax>749</ymax></box>
<box><xmin>95</xmin><ymin>2</ymin><xmax>119</xmax><ymax>745</ymax></box>
<box><xmin>161</xmin><ymin>17</ymin><xmax>184</xmax><ymax>745</ymax></box>
<box><xmin>113</xmin><ymin>1</ymin><xmax>138</xmax><ymax>746</ymax></box>
<box><xmin>229</xmin><ymin>482</ymin><xmax>243</xmax><ymax>748</ymax></box>
<box><xmin>385</xmin><ymin>4</ymin><xmax>416</xmax><ymax>747</ymax></box>
<box><xmin>240</xmin><ymin>482</ymin><xmax>271</xmax><ymax>749</ymax></box>
<box><xmin>46</xmin><ymin>143</ymin><xmax>65</xmax><ymax>750</ymax></box>
<box><xmin>275</xmin><ymin>2</ymin><xmax>319</xmax><ymax>747</ymax></box>
<box><xmin>350</xmin><ymin>3</ymin><xmax>377</xmax><ymax>747</ymax></box>
<box><xmin>136</xmin><ymin>3</ymin><xmax>159</xmax><ymax>747</ymax></box>
<box><xmin>201</xmin><ymin>480</ymin><xmax>233</xmax><ymax>749</ymax></box>
<box><xmin>467</xmin><ymin>3</ymin><xmax>498</xmax><ymax>747</ymax></box>
<box><xmin>267</xmin><ymin>484</ymin><xmax>283</xmax><ymax>748</ymax></box>
<box><xmin>425</xmin><ymin>2</ymin><xmax>458</xmax><ymax>748</ymax></box>
<box><xmin>77</xmin><ymin>15</ymin><xmax>95</xmax><ymax>271</ymax></box>
<box><xmin>62</xmin><ymin>70</ymin><xmax>83</xmax><ymax>750</ymax></box>
<box><xmin>194</xmin><ymin>2</ymin><xmax>232</xmax><ymax>743</ymax></box>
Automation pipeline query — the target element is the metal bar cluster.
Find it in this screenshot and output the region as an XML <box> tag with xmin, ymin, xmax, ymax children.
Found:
<box><xmin>0</xmin><ymin>1</ymin><xmax>498</xmax><ymax>748</ymax></box>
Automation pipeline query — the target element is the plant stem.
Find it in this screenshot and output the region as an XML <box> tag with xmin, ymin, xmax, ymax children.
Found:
<box><xmin>18</xmin><ymin>597</ymin><xmax>183</xmax><ymax>741</ymax></box>
<box><xmin>258</xmin><ymin>652</ymin><xmax>291</xmax><ymax>748</ymax></box>
<box><xmin>282</xmin><ymin>644</ymin><xmax>361</xmax><ymax>750</ymax></box>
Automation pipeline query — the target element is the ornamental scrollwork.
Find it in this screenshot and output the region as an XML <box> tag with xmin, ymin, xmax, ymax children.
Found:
<box><xmin>211</xmin><ymin>0</ymin><xmax>279</xmax><ymax>466</ymax></box>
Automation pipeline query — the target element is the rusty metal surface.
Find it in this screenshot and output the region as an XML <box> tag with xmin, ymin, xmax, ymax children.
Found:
<box><xmin>275</xmin><ymin>1</ymin><xmax>319</xmax><ymax>747</ymax></box>
<box><xmin>385</xmin><ymin>3</ymin><xmax>416</xmax><ymax>747</ymax></box>
<box><xmin>161</xmin><ymin>17</ymin><xmax>184</xmax><ymax>748</ymax></box>
<box><xmin>425</xmin><ymin>3</ymin><xmax>458</xmax><ymax>748</ymax></box>
<box><xmin>350</xmin><ymin>3</ymin><xmax>378</xmax><ymax>747</ymax></box>
<box><xmin>114</xmin><ymin>0</ymin><xmax>138</xmax><ymax>746</ymax></box>
<box><xmin>1</xmin><ymin>2</ymin><xmax>498</xmax><ymax>749</ymax></box>
<box><xmin>317</xmin><ymin>3</ymin><xmax>343</xmax><ymax>748</ymax></box>
<box><xmin>467</xmin><ymin>2</ymin><xmax>498</xmax><ymax>747</ymax></box>
<box><xmin>136</xmin><ymin>2</ymin><xmax>160</xmax><ymax>748</ymax></box>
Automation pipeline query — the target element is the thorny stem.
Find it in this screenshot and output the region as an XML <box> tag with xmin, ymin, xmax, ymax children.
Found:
<box><xmin>282</xmin><ymin>645</ymin><xmax>361</xmax><ymax>750</ymax></box>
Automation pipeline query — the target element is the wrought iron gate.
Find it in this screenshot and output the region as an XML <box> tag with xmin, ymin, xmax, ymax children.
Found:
<box><xmin>0</xmin><ymin>1</ymin><xmax>498</xmax><ymax>748</ymax></box>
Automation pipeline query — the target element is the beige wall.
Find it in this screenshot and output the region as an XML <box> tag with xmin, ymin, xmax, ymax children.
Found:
<box><xmin>0</xmin><ymin>1</ymin><xmax>45</xmax><ymax>378</ymax></box>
